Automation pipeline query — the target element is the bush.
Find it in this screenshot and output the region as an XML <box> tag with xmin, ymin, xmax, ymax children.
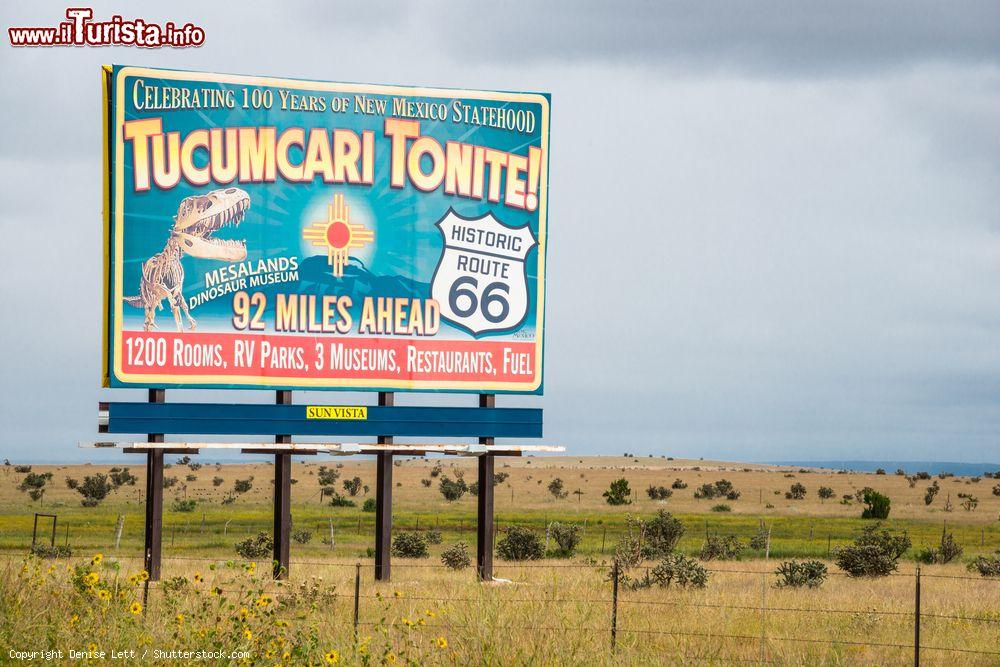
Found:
<box><xmin>993</xmin><ymin>484</ymin><xmax>1000</xmax><ymax>497</ymax></box>
<box><xmin>775</xmin><ymin>560</ymin><xmax>828</xmax><ymax>588</ymax></box>
<box><xmin>420</xmin><ymin>479</ymin><xmax>432</xmax><ymax>487</ymax></box>
<box><xmin>835</xmin><ymin>524</ymin><xmax>911</xmax><ymax>577</ymax></box>
<box><xmin>439</xmin><ymin>476</ymin><xmax>468</xmax><ymax>502</ymax></box>
<box><xmin>391</xmin><ymin>532</ymin><xmax>429</xmax><ymax>558</ymax></box>
<box><xmin>671</xmin><ymin>479</ymin><xmax>688</xmax><ymax>490</ymax></box>
<box><xmin>548</xmin><ymin>522</ymin><xmax>581</xmax><ymax>557</ymax></box>
<box><xmin>30</xmin><ymin>544</ymin><xmax>72</xmax><ymax>559</ymax></box>
<box><xmin>109</xmin><ymin>467</ymin><xmax>137</xmax><ymax>487</ymax></box>
<box><xmin>818</xmin><ymin>487</ymin><xmax>835</xmax><ymax>501</ymax></box>
<box><xmin>235</xmin><ymin>532</ymin><xmax>273</xmax><ymax>559</ymax></box>
<box><xmin>643</xmin><ymin>511</ymin><xmax>685</xmax><ymax>557</ymax></box>
<box><xmin>317</xmin><ymin>466</ymin><xmax>340</xmax><ymax>487</ymax></box>
<box><xmin>603</xmin><ymin>478</ymin><xmax>632</xmax><ymax>505</ymax></box>
<box><xmin>233</xmin><ymin>478</ymin><xmax>253</xmax><ymax>494</ymax></box>
<box><xmin>861</xmin><ymin>488</ymin><xmax>891</xmax><ymax>519</ymax></box>
<box><xmin>648</xmin><ymin>553</ymin><xmax>708</xmax><ymax>589</ymax></box>
<box><xmin>441</xmin><ymin>542</ymin><xmax>471</xmax><ymax>570</ymax></box>
<box><xmin>968</xmin><ymin>551</ymin><xmax>1000</xmax><ymax>578</ymax></box>
<box><xmin>924</xmin><ymin>482</ymin><xmax>940</xmax><ymax>505</ymax></box>
<box><xmin>329</xmin><ymin>493</ymin><xmax>356</xmax><ymax>508</ymax></box>
<box><xmin>785</xmin><ymin>483</ymin><xmax>806</xmax><ymax>500</ymax></box>
<box><xmin>292</xmin><ymin>530</ymin><xmax>312</xmax><ymax>544</ymax></box>
<box><xmin>693</xmin><ymin>479</ymin><xmax>737</xmax><ymax>500</ymax></box>
<box><xmin>646</xmin><ymin>485</ymin><xmax>672</xmax><ymax>500</ymax></box>
<box><xmin>171</xmin><ymin>499</ymin><xmax>196</xmax><ymax>512</ymax></box>
<box><xmin>362</xmin><ymin>498</ymin><xmax>376</xmax><ymax>512</ymax></box>
<box><xmin>342</xmin><ymin>477</ymin><xmax>363</xmax><ymax>496</ymax></box>
<box><xmin>426</xmin><ymin>529</ymin><xmax>443</xmax><ymax>545</ymax></box>
<box><xmin>163</xmin><ymin>476</ymin><xmax>178</xmax><ymax>489</ymax></box>
<box><xmin>700</xmin><ymin>535</ymin><xmax>744</xmax><ymax>561</ymax></box>
<box><xmin>710</xmin><ymin>504</ymin><xmax>731</xmax><ymax>512</ymax></box>
<box><xmin>212</xmin><ymin>476</ymin><xmax>224</xmax><ymax>487</ymax></box>
<box><xmin>497</xmin><ymin>526</ymin><xmax>544</xmax><ymax>561</ymax></box>
<box><xmin>77</xmin><ymin>474</ymin><xmax>114</xmax><ymax>507</ymax></box>
<box><xmin>548</xmin><ymin>478</ymin><xmax>568</xmax><ymax>499</ymax></box>
<box><xmin>65</xmin><ymin>477</ymin><xmax>79</xmax><ymax>490</ymax></box>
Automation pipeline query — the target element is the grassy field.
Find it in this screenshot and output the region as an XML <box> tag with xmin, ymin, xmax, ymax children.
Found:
<box><xmin>1</xmin><ymin>456</ymin><xmax>999</xmax><ymax>664</ymax></box>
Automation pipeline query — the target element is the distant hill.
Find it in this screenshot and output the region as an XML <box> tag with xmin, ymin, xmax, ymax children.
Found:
<box><xmin>768</xmin><ymin>460</ymin><xmax>1000</xmax><ymax>476</ymax></box>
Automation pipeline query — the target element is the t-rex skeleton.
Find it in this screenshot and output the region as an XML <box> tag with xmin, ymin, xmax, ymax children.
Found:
<box><xmin>125</xmin><ymin>187</ymin><xmax>250</xmax><ymax>332</ymax></box>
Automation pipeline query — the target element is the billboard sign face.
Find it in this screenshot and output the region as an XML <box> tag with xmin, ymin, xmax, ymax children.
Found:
<box><xmin>103</xmin><ymin>66</ymin><xmax>549</xmax><ymax>393</ymax></box>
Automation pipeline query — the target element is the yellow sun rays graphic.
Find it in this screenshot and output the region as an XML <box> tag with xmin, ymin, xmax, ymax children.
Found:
<box><xmin>301</xmin><ymin>194</ymin><xmax>374</xmax><ymax>277</ymax></box>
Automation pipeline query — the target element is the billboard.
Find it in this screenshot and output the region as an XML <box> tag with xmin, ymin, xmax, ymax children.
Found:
<box><xmin>103</xmin><ymin>66</ymin><xmax>549</xmax><ymax>393</ymax></box>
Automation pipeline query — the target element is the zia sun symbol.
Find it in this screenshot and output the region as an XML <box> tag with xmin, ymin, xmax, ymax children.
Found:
<box><xmin>302</xmin><ymin>194</ymin><xmax>374</xmax><ymax>277</ymax></box>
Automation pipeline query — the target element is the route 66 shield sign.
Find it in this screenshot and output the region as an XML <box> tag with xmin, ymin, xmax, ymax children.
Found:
<box><xmin>431</xmin><ymin>209</ymin><xmax>537</xmax><ymax>336</ymax></box>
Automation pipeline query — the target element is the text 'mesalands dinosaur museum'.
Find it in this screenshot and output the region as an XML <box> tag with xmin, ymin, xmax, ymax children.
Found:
<box><xmin>103</xmin><ymin>66</ymin><xmax>550</xmax><ymax>393</ymax></box>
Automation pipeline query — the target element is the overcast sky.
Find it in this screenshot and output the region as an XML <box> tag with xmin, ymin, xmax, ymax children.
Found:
<box><xmin>1</xmin><ymin>1</ymin><xmax>999</xmax><ymax>463</ymax></box>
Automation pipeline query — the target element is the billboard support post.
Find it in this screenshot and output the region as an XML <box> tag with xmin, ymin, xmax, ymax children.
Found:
<box><xmin>375</xmin><ymin>392</ymin><xmax>394</xmax><ymax>582</ymax></box>
<box><xmin>273</xmin><ymin>390</ymin><xmax>292</xmax><ymax>580</ymax></box>
<box><xmin>477</xmin><ymin>393</ymin><xmax>496</xmax><ymax>581</ymax></box>
<box><xmin>144</xmin><ymin>387</ymin><xmax>165</xmax><ymax>581</ymax></box>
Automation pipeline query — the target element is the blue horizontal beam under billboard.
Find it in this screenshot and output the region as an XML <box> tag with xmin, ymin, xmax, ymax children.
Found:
<box><xmin>98</xmin><ymin>402</ymin><xmax>543</xmax><ymax>438</ymax></box>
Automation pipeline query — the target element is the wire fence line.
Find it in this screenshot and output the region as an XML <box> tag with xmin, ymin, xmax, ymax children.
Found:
<box><xmin>6</xmin><ymin>551</ymin><xmax>999</xmax><ymax>662</ymax></box>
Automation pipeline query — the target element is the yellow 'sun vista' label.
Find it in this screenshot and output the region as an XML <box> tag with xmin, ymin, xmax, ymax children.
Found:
<box><xmin>305</xmin><ymin>406</ymin><xmax>368</xmax><ymax>420</ymax></box>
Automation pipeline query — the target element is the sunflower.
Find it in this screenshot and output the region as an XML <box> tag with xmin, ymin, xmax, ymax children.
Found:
<box><xmin>242</xmin><ymin>627</ymin><xmax>253</xmax><ymax>641</ymax></box>
<box><xmin>324</xmin><ymin>650</ymin><xmax>340</xmax><ymax>664</ymax></box>
<box><xmin>436</xmin><ymin>637</ymin><xmax>448</xmax><ymax>649</ymax></box>
<box><xmin>91</xmin><ymin>554</ymin><xmax>104</xmax><ymax>566</ymax></box>
<box><xmin>129</xmin><ymin>602</ymin><xmax>142</xmax><ymax>615</ymax></box>
<box><xmin>97</xmin><ymin>589</ymin><xmax>111</xmax><ymax>601</ymax></box>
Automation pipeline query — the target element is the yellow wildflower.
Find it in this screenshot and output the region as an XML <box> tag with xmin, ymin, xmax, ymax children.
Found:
<box><xmin>255</xmin><ymin>594</ymin><xmax>272</xmax><ymax>607</ymax></box>
<box><xmin>436</xmin><ymin>636</ymin><xmax>448</xmax><ymax>649</ymax></box>
<box><xmin>418</xmin><ymin>618</ymin><xmax>426</xmax><ymax>626</ymax></box>
<box><xmin>83</xmin><ymin>572</ymin><xmax>99</xmax><ymax>586</ymax></box>
<box><xmin>324</xmin><ymin>650</ymin><xmax>340</xmax><ymax>664</ymax></box>
<box><xmin>70</xmin><ymin>614</ymin><xmax>79</xmax><ymax>626</ymax></box>
<box><xmin>239</xmin><ymin>607</ymin><xmax>250</xmax><ymax>621</ymax></box>
<box><xmin>87</xmin><ymin>643</ymin><xmax>98</xmax><ymax>652</ymax></box>
<box><xmin>138</xmin><ymin>570</ymin><xmax>149</xmax><ymax>582</ymax></box>
<box><xmin>243</xmin><ymin>627</ymin><xmax>253</xmax><ymax>641</ymax></box>
<box><xmin>402</xmin><ymin>617</ymin><xmax>414</xmax><ymax>627</ymax></box>
<box><xmin>175</xmin><ymin>614</ymin><xmax>184</xmax><ymax>626</ymax></box>
<box><xmin>97</xmin><ymin>589</ymin><xmax>111</xmax><ymax>601</ymax></box>
<box><xmin>129</xmin><ymin>602</ymin><xmax>142</xmax><ymax>615</ymax></box>
<box><xmin>425</xmin><ymin>609</ymin><xmax>436</xmax><ymax>618</ymax></box>
<box><xmin>384</xmin><ymin>652</ymin><xmax>397</xmax><ymax>664</ymax></box>
<box><xmin>393</xmin><ymin>590</ymin><xmax>402</xmax><ymax>598</ymax></box>
<box><xmin>193</xmin><ymin>572</ymin><xmax>203</xmax><ymax>583</ymax></box>
<box><xmin>91</xmin><ymin>554</ymin><xmax>103</xmax><ymax>566</ymax></box>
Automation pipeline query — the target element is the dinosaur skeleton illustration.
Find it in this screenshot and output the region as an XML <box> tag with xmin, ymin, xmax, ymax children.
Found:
<box><xmin>125</xmin><ymin>188</ymin><xmax>250</xmax><ymax>332</ymax></box>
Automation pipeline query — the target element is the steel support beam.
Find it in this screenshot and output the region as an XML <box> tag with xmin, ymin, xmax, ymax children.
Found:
<box><xmin>144</xmin><ymin>388</ymin><xmax>165</xmax><ymax>581</ymax></box>
<box><xmin>375</xmin><ymin>391</ymin><xmax>394</xmax><ymax>581</ymax></box>
<box><xmin>273</xmin><ymin>390</ymin><xmax>292</xmax><ymax>580</ymax></box>
<box><xmin>477</xmin><ymin>393</ymin><xmax>496</xmax><ymax>581</ymax></box>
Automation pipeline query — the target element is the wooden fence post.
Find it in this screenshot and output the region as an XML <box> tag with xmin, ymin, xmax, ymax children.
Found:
<box><xmin>143</xmin><ymin>388</ymin><xmax>165</xmax><ymax>581</ymax></box>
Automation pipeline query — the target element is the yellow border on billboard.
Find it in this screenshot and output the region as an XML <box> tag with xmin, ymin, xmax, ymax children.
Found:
<box><xmin>101</xmin><ymin>65</ymin><xmax>112</xmax><ymax>387</ymax></box>
<box><xmin>110</xmin><ymin>66</ymin><xmax>548</xmax><ymax>392</ymax></box>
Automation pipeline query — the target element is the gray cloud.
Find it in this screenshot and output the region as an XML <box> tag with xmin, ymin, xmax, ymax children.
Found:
<box><xmin>1</xmin><ymin>2</ymin><xmax>999</xmax><ymax>463</ymax></box>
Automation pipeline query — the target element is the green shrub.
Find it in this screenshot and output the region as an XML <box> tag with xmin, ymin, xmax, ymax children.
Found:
<box><xmin>425</xmin><ymin>529</ymin><xmax>443</xmax><ymax>545</ymax></box>
<box><xmin>710</xmin><ymin>504</ymin><xmax>731</xmax><ymax>512</ymax></box>
<box><xmin>77</xmin><ymin>474</ymin><xmax>114</xmax><ymax>507</ymax></box>
<box><xmin>646</xmin><ymin>485</ymin><xmax>672</xmax><ymax>500</ymax></box>
<box><xmin>438</xmin><ymin>476</ymin><xmax>468</xmax><ymax>502</ymax></box>
<box><xmin>548</xmin><ymin>478</ymin><xmax>568</xmax><ymax>499</ymax></box>
<box><xmin>861</xmin><ymin>489</ymin><xmax>891</xmax><ymax>519</ymax></box>
<box><xmin>109</xmin><ymin>467</ymin><xmax>137</xmax><ymax>487</ymax></box>
<box><xmin>774</xmin><ymin>560</ymin><xmax>827</xmax><ymax>588</ymax></box>
<box><xmin>212</xmin><ymin>476</ymin><xmax>224</xmax><ymax>487</ymax></box>
<box><xmin>649</xmin><ymin>553</ymin><xmax>708</xmax><ymax>588</ymax></box>
<box><xmin>30</xmin><ymin>544</ymin><xmax>72</xmax><ymax>558</ymax></box>
<box><xmin>548</xmin><ymin>522</ymin><xmax>581</xmax><ymax>557</ymax></box>
<box><xmin>700</xmin><ymin>535</ymin><xmax>743</xmax><ymax>561</ymax></box>
<box><xmin>671</xmin><ymin>479</ymin><xmax>688</xmax><ymax>489</ymax></box>
<box><xmin>785</xmin><ymin>483</ymin><xmax>806</xmax><ymax>500</ymax></box>
<box><xmin>835</xmin><ymin>524</ymin><xmax>911</xmax><ymax>577</ymax></box>
<box><xmin>603</xmin><ymin>478</ymin><xmax>632</xmax><ymax>505</ymax></box>
<box><xmin>818</xmin><ymin>487</ymin><xmax>835</xmax><ymax>501</ymax></box>
<box><xmin>292</xmin><ymin>530</ymin><xmax>312</xmax><ymax>544</ymax></box>
<box><xmin>693</xmin><ymin>479</ymin><xmax>737</xmax><ymax>500</ymax></box>
<box><xmin>968</xmin><ymin>550</ymin><xmax>1000</xmax><ymax>578</ymax></box>
<box><xmin>391</xmin><ymin>532</ymin><xmax>429</xmax><ymax>558</ymax></box>
<box><xmin>342</xmin><ymin>477</ymin><xmax>363</xmax><ymax>496</ymax></box>
<box><xmin>171</xmin><ymin>499</ymin><xmax>196</xmax><ymax>512</ymax></box>
<box><xmin>233</xmin><ymin>478</ymin><xmax>252</xmax><ymax>494</ymax></box>
<box><xmin>642</xmin><ymin>511</ymin><xmax>685</xmax><ymax>557</ymax></box>
<box><xmin>441</xmin><ymin>542</ymin><xmax>471</xmax><ymax>570</ymax></box>
<box><xmin>329</xmin><ymin>493</ymin><xmax>356</xmax><ymax>508</ymax></box>
<box><xmin>362</xmin><ymin>498</ymin><xmax>376</xmax><ymax>512</ymax></box>
<box><xmin>235</xmin><ymin>532</ymin><xmax>273</xmax><ymax>559</ymax></box>
<box><xmin>497</xmin><ymin>526</ymin><xmax>544</xmax><ymax>561</ymax></box>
